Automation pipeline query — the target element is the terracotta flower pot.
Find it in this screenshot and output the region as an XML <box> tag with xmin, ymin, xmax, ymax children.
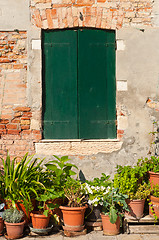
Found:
<box><xmin>0</xmin><ymin>217</ymin><xmax>4</xmax><ymax>235</ymax></box>
<box><xmin>149</xmin><ymin>195</ymin><xmax>159</xmax><ymax>218</ymax></box>
<box><xmin>4</xmin><ymin>220</ymin><xmax>25</xmax><ymax>239</ymax></box>
<box><xmin>100</xmin><ymin>213</ymin><xmax>120</xmax><ymax>235</ymax></box>
<box><xmin>148</xmin><ymin>171</ymin><xmax>159</xmax><ymax>188</ymax></box>
<box><xmin>30</xmin><ymin>211</ymin><xmax>50</xmax><ymax>229</ymax></box>
<box><xmin>125</xmin><ymin>199</ymin><xmax>145</xmax><ymax>219</ymax></box>
<box><xmin>59</xmin><ymin>205</ymin><xmax>87</xmax><ymax>232</ymax></box>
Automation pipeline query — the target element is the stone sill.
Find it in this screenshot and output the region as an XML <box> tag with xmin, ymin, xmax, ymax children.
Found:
<box><xmin>35</xmin><ymin>139</ymin><xmax>122</xmax><ymax>156</ymax></box>
<box><xmin>39</xmin><ymin>139</ymin><xmax>119</xmax><ymax>142</ymax></box>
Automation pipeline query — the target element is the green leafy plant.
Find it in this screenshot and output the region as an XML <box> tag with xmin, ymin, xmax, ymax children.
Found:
<box><xmin>45</xmin><ymin>155</ymin><xmax>78</xmax><ymax>198</ymax></box>
<box><xmin>137</xmin><ymin>156</ymin><xmax>159</xmax><ymax>173</ymax></box>
<box><xmin>129</xmin><ymin>182</ymin><xmax>151</xmax><ymax>200</ymax></box>
<box><xmin>151</xmin><ymin>184</ymin><xmax>159</xmax><ymax>198</ymax></box>
<box><xmin>148</xmin><ymin>184</ymin><xmax>159</xmax><ymax>222</ymax></box>
<box><xmin>63</xmin><ymin>178</ymin><xmax>86</xmax><ymax>207</ymax></box>
<box><xmin>36</xmin><ymin>189</ymin><xmax>60</xmax><ymax>217</ymax></box>
<box><xmin>0</xmin><ymin>152</ymin><xmax>46</xmax><ymax>214</ymax></box>
<box><xmin>113</xmin><ymin>165</ymin><xmax>146</xmax><ymax>198</ymax></box>
<box><xmin>83</xmin><ymin>173</ymin><xmax>111</xmax><ymax>207</ymax></box>
<box><xmin>3</xmin><ymin>209</ymin><xmax>24</xmax><ymax>223</ymax></box>
<box><xmin>101</xmin><ymin>187</ymin><xmax>129</xmax><ymax>224</ymax></box>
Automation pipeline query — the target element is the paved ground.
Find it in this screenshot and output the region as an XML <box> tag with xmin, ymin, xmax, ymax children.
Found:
<box><xmin>1</xmin><ymin>230</ymin><xmax>159</xmax><ymax>240</ymax></box>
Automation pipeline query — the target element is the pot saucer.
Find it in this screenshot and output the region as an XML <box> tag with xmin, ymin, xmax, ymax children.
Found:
<box><xmin>4</xmin><ymin>233</ymin><xmax>23</xmax><ymax>239</ymax></box>
<box><xmin>29</xmin><ymin>224</ymin><xmax>53</xmax><ymax>235</ymax></box>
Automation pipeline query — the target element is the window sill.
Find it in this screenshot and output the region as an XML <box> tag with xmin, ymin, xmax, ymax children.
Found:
<box><xmin>35</xmin><ymin>139</ymin><xmax>122</xmax><ymax>155</ymax></box>
<box><xmin>39</xmin><ymin>139</ymin><xmax>119</xmax><ymax>142</ymax></box>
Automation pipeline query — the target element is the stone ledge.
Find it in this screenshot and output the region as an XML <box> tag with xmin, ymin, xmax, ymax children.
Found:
<box><xmin>35</xmin><ymin>140</ymin><xmax>122</xmax><ymax>155</ymax></box>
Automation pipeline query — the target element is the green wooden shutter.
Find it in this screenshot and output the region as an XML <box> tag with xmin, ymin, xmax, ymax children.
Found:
<box><xmin>42</xmin><ymin>29</ymin><xmax>116</xmax><ymax>139</ymax></box>
<box><xmin>78</xmin><ymin>29</ymin><xmax>116</xmax><ymax>139</ymax></box>
<box><xmin>42</xmin><ymin>30</ymin><xmax>78</xmax><ymax>139</ymax></box>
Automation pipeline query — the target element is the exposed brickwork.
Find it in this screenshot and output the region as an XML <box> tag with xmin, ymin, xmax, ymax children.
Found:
<box><xmin>30</xmin><ymin>0</ymin><xmax>153</xmax><ymax>30</ymax></box>
<box><xmin>0</xmin><ymin>31</ymin><xmax>42</xmax><ymax>158</ymax></box>
<box><xmin>0</xmin><ymin>107</ymin><xmax>42</xmax><ymax>158</ymax></box>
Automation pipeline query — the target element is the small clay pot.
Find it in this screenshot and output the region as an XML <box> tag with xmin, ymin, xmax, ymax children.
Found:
<box><xmin>149</xmin><ymin>195</ymin><xmax>159</xmax><ymax>218</ymax></box>
<box><xmin>148</xmin><ymin>171</ymin><xmax>159</xmax><ymax>188</ymax></box>
<box><xmin>30</xmin><ymin>212</ymin><xmax>50</xmax><ymax>229</ymax></box>
<box><xmin>101</xmin><ymin>213</ymin><xmax>120</xmax><ymax>235</ymax></box>
<box><xmin>4</xmin><ymin>220</ymin><xmax>25</xmax><ymax>239</ymax></box>
<box><xmin>59</xmin><ymin>205</ymin><xmax>87</xmax><ymax>231</ymax></box>
<box><xmin>125</xmin><ymin>199</ymin><xmax>145</xmax><ymax>219</ymax></box>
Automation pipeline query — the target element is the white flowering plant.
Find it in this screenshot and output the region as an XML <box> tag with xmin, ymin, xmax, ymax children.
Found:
<box><xmin>83</xmin><ymin>173</ymin><xmax>112</xmax><ymax>207</ymax></box>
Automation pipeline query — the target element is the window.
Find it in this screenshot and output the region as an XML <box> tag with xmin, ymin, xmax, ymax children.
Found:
<box><xmin>42</xmin><ymin>28</ymin><xmax>116</xmax><ymax>139</ymax></box>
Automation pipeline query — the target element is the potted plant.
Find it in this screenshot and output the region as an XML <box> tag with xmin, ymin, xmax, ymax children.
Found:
<box><xmin>3</xmin><ymin>208</ymin><xmax>25</xmax><ymax>239</ymax></box>
<box><xmin>59</xmin><ymin>178</ymin><xmax>87</xmax><ymax>232</ymax></box>
<box><xmin>30</xmin><ymin>189</ymin><xmax>60</xmax><ymax>229</ymax></box>
<box><xmin>125</xmin><ymin>182</ymin><xmax>151</xmax><ymax>219</ymax></box>
<box><xmin>84</xmin><ymin>173</ymin><xmax>111</xmax><ymax>222</ymax></box>
<box><xmin>137</xmin><ymin>156</ymin><xmax>159</xmax><ymax>187</ymax></box>
<box><xmin>45</xmin><ymin>155</ymin><xmax>78</xmax><ymax>198</ymax></box>
<box><xmin>149</xmin><ymin>184</ymin><xmax>159</xmax><ymax>220</ymax></box>
<box><xmin>0</xmin><ymin>152</ymin><xmax>47</xmax><ymax>222</ymax></box>
<box><xmin>114</xmin><ymin>165</ymin><xmax>149</xmax><ymax>219</ymax></box>
<box><xmin>45</xmin><ymin>155</ymin><xmax>78</xmax><ymax>220</ymax></box>
<box><xmin>100</xmin><ymin>186</ymin><xmax>129</xmax><ymax>235</ymax></box>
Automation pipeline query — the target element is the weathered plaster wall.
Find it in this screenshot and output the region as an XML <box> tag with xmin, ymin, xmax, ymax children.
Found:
<box><xmin>0</xmin><ymin>0</ymin><xmax>30</xmax><ymax>30</ymax></box>
<box><xmin>0</xmin><ymin>0</ymin><xmax>159</xmax><ymax>180</ymax></box>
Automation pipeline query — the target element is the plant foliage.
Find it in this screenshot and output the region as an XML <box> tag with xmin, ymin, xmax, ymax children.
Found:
<box><xmin>113</xmin><ymin>165</ymin><xmax>146</xmax><ymax>199</ymax></box>
<box><xmin>3</xmin><ymin>209</ymin><xmax>24</xmax><ymax>223</ymax></box>
<box><xmin>83</xmin><ymin>173</ymin><xmax>111</xmax><ymax>207</ymax></box>
<box><xmin>63</xmin><ymin>178</ymin><xmax>86</xmax><ymax>207</ymax></box>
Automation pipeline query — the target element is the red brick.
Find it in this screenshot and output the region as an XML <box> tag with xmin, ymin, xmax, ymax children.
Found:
<box><xmin>117</xmin><ymin>130</ymin><xmax>124</xmax><ymax>134</ymax></box>
<box><xmin>1</xmin><ymin>114</ymin><xmax>12</xmax><ymax>119</ymax></box>
<box><xmin>0</xmin><ymin>129</ymin><xmax>7</xmax><ymax>134</ymax></box>
<box><xmin>13</xmin><ymin>107</ymin><xmax>31</xmax><ymax>112</ymax></box>
<box><xmin>7</xmin><ymin>130</ymin><xmax>20</xmax><ymax>135</ymax></box>
<box><xmin>1</xmin><ymin>135</ymin><xmax>21</xmax><ymax>140</ymax></box>
<box><xmin>13</xmin><ymin>64</ymin><xmax>24</xmax><ymax>69</ymax></box>
<box><xmin>21</xmin><ymin>125</ymin><xmax>30</xmax><ymax>130</ymax></box>
<box><xmin>53</xmin><ymin>4</ymin><xmax>72</xmax><ymax>8</ymax></box>
<box><xmin>11</xmin><ymin>119</ymin><xmax>21</xmax><ymax>123</ymax></box>
<box><xmin>46</xmin><ymin>9</ymin><xmax>53</xmax><ymax>28</ymax></box>
<box><xmin>14</xmin><ymin>112</ymin><xmax>23</xmax><ymax>117</ymax></box>
<box><xmin>34</xmin><ymin>9</ymin><xmax>42</xmax><ymax>28</ymax></box>
<box><xmin>6</xmin><ymin>124</ymin><xmax>18</xmax><ymax>130</ymax></box>
<box><xmin>33</xmin><ymin>134</ymin><xmax>42</xmax><ymax>141</ymax></box>
<box><xmin>22</xmin><ymin>112</ymin><xmax>32</xmax><ymax>117</ymax></box>
<box><xmin>22</xmin><ymin>130</ymin><xmax>31</xmax><ymax>135</ymax></box>
<box><xmin>32</xmin><ymin>130</ymin><xmax>41</xmax><ymax>134</ymax></box>
<box><xmin>21</xmin><ymin>117</ymin><xmax>31</xmax><ymax>120</ymax></box>
<box><xmin>51</xmin><ymin>9</ymin><xmax>57</xmax><ymax>18</ymax></box>
<box><xmin>0</xmin><ymin>124</ymin><xmax>5</xmax><ymax>129</ymax></box>
<box><xmin>0</xmin><ymin>59</ymin><xmax>11</xmax><ymax>63</ymax></box>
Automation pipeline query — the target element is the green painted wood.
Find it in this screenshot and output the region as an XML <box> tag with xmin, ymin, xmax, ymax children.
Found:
<box><xmin>42</xmin><ymin>30</ymin><xmax>78</xmax><ymax>139</ymax></box>
<box><xmin>42</xmin><ymin>29</ymin><xmax>116</xmax><ymax>139</ymax></box>
<box><xmin>78</xmin><ymin>29</ymin><xmax>116</xmax><ymax>139</ymax></box>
